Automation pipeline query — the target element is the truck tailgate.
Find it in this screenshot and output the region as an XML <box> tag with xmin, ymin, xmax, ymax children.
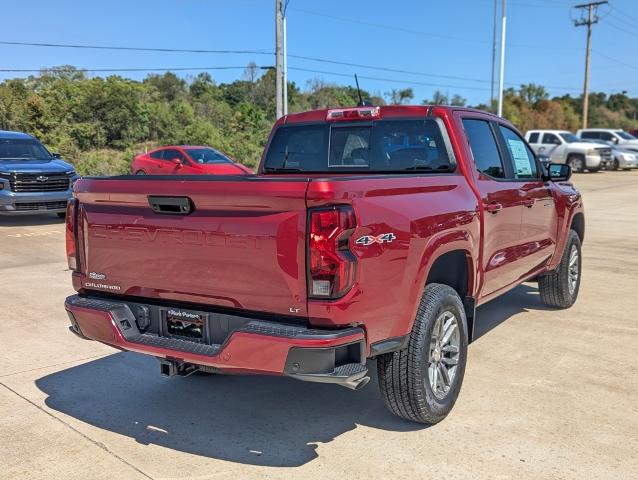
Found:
<box><xmin>75</xmin><ymin>176</ymin><xmax>309</xmax><ymax>317</ymax></box>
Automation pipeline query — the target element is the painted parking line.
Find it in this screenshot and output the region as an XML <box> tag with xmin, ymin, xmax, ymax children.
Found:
<box><xmin>3</xmin><ymin>230</ymin><xmax>64</xmax><ymax>238</ymax></box>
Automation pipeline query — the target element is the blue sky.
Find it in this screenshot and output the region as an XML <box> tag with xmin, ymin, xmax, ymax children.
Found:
<box><xmin>1</xmin><ymin>0</ymin><xmax>637</xmax><ymax>105</ymax></box>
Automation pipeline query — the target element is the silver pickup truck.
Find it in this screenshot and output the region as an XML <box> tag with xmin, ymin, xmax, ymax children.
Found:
<box><xmin>525</xmin><ymin>129</ymin><xmax>612</xmax><ymax>173</ymax></box>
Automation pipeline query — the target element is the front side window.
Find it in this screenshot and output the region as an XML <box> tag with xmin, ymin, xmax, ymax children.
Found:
<box><xmin>0</xmin><ymin>138</ymin><xmax>51</xmax><ymax>160</ymax></box>
<box><xmin>186</xmin><ymin>148</ymin><xmax>232</xmax><ymax>164</ymax></box>
<box><xmin>462</xmin><ymin>119</ymin><xmax>505</xmax><ymax>179</ymax></box>
<box><xmin>541</xmin><ymin>133</ymin><xmax>561</xmax><ymax>145</ymax></box>
<box><xmin>499</xmin><ymin>125</ymin><xmax>539</xmax><ymax>179</ymax></box>
<box><xmin>559</xmin><ymin>132</ymin><xmax>580</xmax><ymax>143</ymax></box>
<box><xmin>600</xmin><ymin>132</ymin><xmax>615</xmax><ymax>142</ymax></box>
<box><xmin>162</xmin><ymin>149</ymin><xmax>184</xmax><ymax>162</ymax></box>
<box><xmin>264</xmin><ymin>119</ymin><xmax>452</xmax><ymax>173</ymax></box>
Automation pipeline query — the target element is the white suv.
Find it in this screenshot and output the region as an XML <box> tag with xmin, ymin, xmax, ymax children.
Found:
<box><xmin>525</xmin><ymin>130</ymin><xmax>612</xmax><ymax>173</ymax></box>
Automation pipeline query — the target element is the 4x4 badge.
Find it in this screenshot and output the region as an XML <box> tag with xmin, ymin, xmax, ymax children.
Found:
<box><xmin>355</xmin><ymin>233</ymin><xmax>396</xmax><ymax>246</ymax></box>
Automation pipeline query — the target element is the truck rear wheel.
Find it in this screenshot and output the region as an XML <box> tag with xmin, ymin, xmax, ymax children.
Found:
<box><xmin>377</xmin><ymin>283</ymin><xmax>468</xmax><ymax>424</ymax></box>
<box><xmin>538</xmin><ymin>230</ymin><xmax>581</xmax><ymax>308</ymax></box>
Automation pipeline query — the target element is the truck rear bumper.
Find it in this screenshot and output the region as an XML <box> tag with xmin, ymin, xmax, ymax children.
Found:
<box><xmin>65</xmin><ymin>295</ymin><xmax>369</xmax><ymax>389</ymax></box>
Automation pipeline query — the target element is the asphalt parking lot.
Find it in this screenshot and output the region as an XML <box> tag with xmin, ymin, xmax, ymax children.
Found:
<box><xmin>1</xmin><ymin>171</ymin><xmax>637</xmax><ymax>480</ymax></box>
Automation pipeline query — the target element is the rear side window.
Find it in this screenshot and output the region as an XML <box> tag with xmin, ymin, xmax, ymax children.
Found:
<box><xmin>499</xmin><ymin>126</ymin><xmax>538</xmax><ymax>179</ymax></box>
<box><xmin>580</xmin><ymin>131</ymin><xmax>599</xmax><ymax>140</ymax></box>
<box><xmin>149</xmin><ymin>150</ymin><xmax>164</xmax><ymax>159</ymax></box>
<box><xmin>528</xmin><ymin>132</ymin><xmax>539</xmax><ymax>143</ymax></box>
<box><xmin>264</xmin><ymin>119</ymin><xmax>452</xmax><ymax>173</ymax></box>
<box><xmin>462</xmin><ymin>119</ymin><xmax>505</xmax><ymax>178</ymax></box>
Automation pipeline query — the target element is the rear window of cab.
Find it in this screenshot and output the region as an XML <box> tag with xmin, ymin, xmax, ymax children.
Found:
<box><xmin>263</xmin><ymin>119</ymin><xmax>453</xmax><ymax>173</ymax></box>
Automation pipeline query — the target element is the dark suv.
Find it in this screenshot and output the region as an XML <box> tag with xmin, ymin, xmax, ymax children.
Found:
<box><xmin>0</xmin><ymin>131</ymin><xmax>78</xmax><ymax>217</ymax></box>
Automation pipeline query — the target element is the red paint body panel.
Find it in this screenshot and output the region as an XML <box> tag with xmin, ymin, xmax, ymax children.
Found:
<box><xmin>69</xmin><ymin>105</ymin><xmax>584</xmax><ymax>367</ymax></box>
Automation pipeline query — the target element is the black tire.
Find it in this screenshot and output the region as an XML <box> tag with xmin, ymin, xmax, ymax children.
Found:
<box><xmin>587</xmin><ymin>166</ymin><xmax>600</xmax><ymax>173</ymax></box>
<box><xmin>56</xmin><ymin>212</ymin><xmax>66</xmax><ymax>219</ymax></box>
<box><xmin>612</xmin><ymin>159</ymin><xmax>620</xmax><ymax>170</ymax></box>
<box><xmin>567</xmin><ymin>155</ymin><xmax>585</xmax><ymax>173</ymax></box>
<box><xmin>135</xmin><ymin>170</ymin><xmax>146</xmax><ymax>175</ymax></box>
<box><xmin>377</xmin><ymin>283</ymin><xmax>468</xmax><ymax>424</ymax></box>
<box><xmin>538</xmin><ymin>230</ymin><xmax>582</xmax><ymax>308</ymax></box>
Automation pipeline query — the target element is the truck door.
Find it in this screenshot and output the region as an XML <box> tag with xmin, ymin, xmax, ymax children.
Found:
<box><xmin>497</xmin><ymin>125</ymin><xmax>558</xmax><ymax>275</ymax></box>
<box><xmin>461</xmin><ymin>118</ymin><xmax>525</xmax><ymax>297</ymax></box>
<box><xmin>540</xmin><ymin>132</ymin><xmax>566</xmax><ymax>163</ymax></box>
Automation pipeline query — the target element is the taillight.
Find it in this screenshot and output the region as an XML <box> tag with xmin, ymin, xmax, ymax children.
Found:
<box><xmin>65</xmin><ymin>199</ymin><xmax>79</xmax><ymax>271</ymax></box>
<box><xmin>308</xmin><ymin>206</ymin><xmax>357</xmax><ymax>298</ymax></box>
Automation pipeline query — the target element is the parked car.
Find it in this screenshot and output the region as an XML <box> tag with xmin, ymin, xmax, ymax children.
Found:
<box><xmin>577</xmin><ymin>128</ymin><xmax>638</xmax><ymax>152</ymax></box>
<box><xmin>628</xmin><ymin>129</ymin><xmax>638</xmax><ymax>139</ymax></box>
<box><xmin>131</xmin><ymin>146</ymin><xmax>253</xmax><ymax>175</ymax></box>
<box><xmin>525</xmin><ymin>129</ymin><xmax>612</xmax><ymax>172</ymax></box>
<box><xmin>0</xmin><ymin>130</ymin><xmax>78</xmax><ymax>217</ymax></box>
<box><xmin>64</xmin><ymin>105</ymin><xmax>584</xmax><ymax>425</ymax></box>
<box><xmin>579</xmin><ymin>139</ymin><xmax>638</xmax><ymax>170</ymax></box>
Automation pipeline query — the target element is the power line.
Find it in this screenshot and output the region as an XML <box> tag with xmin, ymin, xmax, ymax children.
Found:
<box><xmin>0</xmin><ymin>66</ymin><xmax>254</xmax><ymax>73</ymax></box>
<box><xmin>0</xmin><ymin>40</ymin><xmax>272</xmax><ymax>55</ymax></box>
<box><xmin>288</xmin><ymin>6</ymin><xmax>579</xmax><ymax>51</ymax></box>
<box><xmin>592</xmin><ymin>50</ymin><xmax>638</xmax><ymax>71</ymax></box>
<box><xmin>288</xmin><ymin>66</ymin><xmax>492</xmax><ymax>92</ymax></box>
<box><xmin>0</xmin><ymin>37</ymin><xmax>581</xmax><ymax>90</ymax></box>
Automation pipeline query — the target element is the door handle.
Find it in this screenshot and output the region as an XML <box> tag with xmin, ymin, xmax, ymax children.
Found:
<box><xmin>485</xmin><ymin>202</ymin><xmax>503</xmax><ymax>214</ymax></box>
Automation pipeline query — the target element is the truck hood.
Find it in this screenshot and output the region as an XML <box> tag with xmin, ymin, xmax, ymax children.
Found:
<box><xmin>569</xmin><ymin>141</ymin><xmax>607</xmax><ymax>150</ymax></box>
<box><xmin>0</xmin><ymin>158</ymin><xmax>74</xmax><ymax>174</ymax></box>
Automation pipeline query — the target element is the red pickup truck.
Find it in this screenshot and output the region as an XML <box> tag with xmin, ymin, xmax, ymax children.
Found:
<box><xmin>64</xmin><ymin>105</ymin><xmax>584</xmax><ymax>424</ymax></box>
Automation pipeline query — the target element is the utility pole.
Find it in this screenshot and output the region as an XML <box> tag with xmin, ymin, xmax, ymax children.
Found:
<box><xmin>282</xmin><ymin>1</ymin><xmax>289</xmax><ymax>116</ymax></box>
<box><xmin>573</xmin><ymin>1</ymin><xmax>607</xmax><ymax>129</ymax></box>
<box><xmin>497</xmin><ymin>0</ymin><xmax>507</xmax><ymax>117</ymax></box>
<box><xmin>275</xmin><ymin>0</ymin><xmax>283</xmax><ymax>119</ymax></box>
<box><xmin>490</xmin><ymin>0</ymin><xmax>498</xmax><ymax>113</ymax></box>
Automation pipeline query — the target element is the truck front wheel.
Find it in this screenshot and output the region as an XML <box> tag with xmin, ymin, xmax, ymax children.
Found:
<box><xmin>567</xmin><ymin>155</ymin><xmax>585</xmax><ymax>173</ymax></box>
<box><xmin>538</xmin><ymin>230</ymin><xmax>582</xmax><ymax>308</ymax></box>
<box><xmin>377</xmin><ymin>283</ymin><xmax>468</xmax><ymax>424</ymax></box>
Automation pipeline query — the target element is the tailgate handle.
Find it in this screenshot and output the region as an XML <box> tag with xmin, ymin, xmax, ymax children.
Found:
<box><xmin>148</xmin><ymin>196</ymin><xmax>193</xmax><ymax>215</ymax></box>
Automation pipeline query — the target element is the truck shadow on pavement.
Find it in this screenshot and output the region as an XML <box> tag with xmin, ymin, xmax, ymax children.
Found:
<box><xmin>35</xmin><ymin>354</ymin><xmax>419</xmax><ymax>467</ymax></box>
<box><xmin>0</xmin><ymin>214</ymin><xmax>64</xmax><ymax>227</ymax></box>
<box><xmin>35</xmin><ymin>283</ymin><xmax>548</xmax><ymax>467</ymax></box>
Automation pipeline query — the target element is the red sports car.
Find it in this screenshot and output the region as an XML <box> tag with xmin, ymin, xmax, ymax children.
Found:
<box><xmin>131</xmin><ymin>146</ymin><xmax>253</xmax><ymax>175</ymax></box>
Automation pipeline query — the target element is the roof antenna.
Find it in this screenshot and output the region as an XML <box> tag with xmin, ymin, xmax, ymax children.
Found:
<box><xmin>354</xmin><ymin>74</ymin><xmax>373</xmax><ymax>106</ymax></box>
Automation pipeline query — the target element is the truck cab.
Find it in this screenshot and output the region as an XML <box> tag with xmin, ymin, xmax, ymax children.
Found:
<box><xmin>525</xmin><ymin>129</ymin><xmax>611</xmax><ymax>173</ymax></box>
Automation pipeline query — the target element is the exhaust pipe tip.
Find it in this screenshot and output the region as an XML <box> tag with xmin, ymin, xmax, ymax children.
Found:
<box><xmin>344</xmin><ymin>375</ymin><xmax>370</xmax><ymax>391</ymax></box>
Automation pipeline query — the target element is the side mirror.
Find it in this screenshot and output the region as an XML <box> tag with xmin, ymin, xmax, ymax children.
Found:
<box><xmin>546</xmin><ymin>163</ymin><xmax>572</xmax><ymax>182</ymax></box>
<box><xmin>171</xmin><ymin>158</ymin><xmax>183</xmax><ymax>167</ymax></box>
<box><xmin>612</xmin><ymin>137</ymin><xmax>619</xmax><ymax>144</ymax></box>
<box><xmin>52</xmin><ymin>152</ymin><xmax>62</xmax><ymax>159</ymax></box>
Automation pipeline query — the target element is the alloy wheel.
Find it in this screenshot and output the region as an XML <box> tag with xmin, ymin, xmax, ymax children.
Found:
<box><xmin>568</xmin><ymin>245</ymin><xmax>579</xmax><ymax>295</ymax></box>
<box><xmin>427</xmin><ymin>311</ymin><xmax>461</xmax><ymax>399</ymax></box>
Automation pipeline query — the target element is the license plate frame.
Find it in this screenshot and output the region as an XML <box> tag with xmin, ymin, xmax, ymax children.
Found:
<box><xmin>161</xmin><ymin>308</ymin><xmax>208</xmax><ymax>343</ymax></box>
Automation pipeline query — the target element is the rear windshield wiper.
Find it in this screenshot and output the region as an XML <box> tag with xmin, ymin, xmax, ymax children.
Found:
<box><xmin>263</xmin><ymin>167</ymin><xmax>304</xmax><ymax>172</ymax></box>
<box><xmin>402</xmin><ymin>165</ymin><xmax>451</xmax><ymax>171</ymax></box>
